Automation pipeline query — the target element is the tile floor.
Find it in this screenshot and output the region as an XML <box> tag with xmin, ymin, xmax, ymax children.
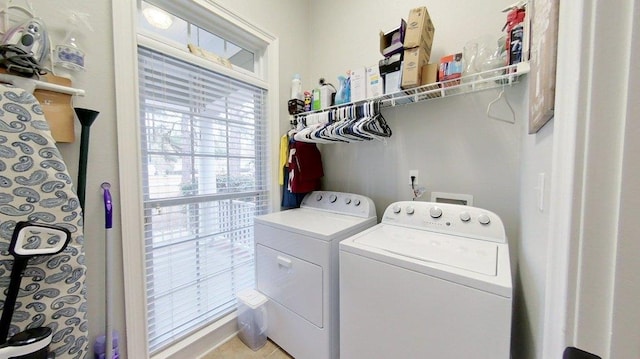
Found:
<box><xmin>202</xmin><ymin>335</ymin><xmax>293</xmax><ymax>359</ymax></box>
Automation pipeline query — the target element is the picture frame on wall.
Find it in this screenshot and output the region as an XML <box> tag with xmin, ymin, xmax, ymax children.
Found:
<box><xmin>528</xmin><ymin>0</ymin><xmax>559</xmax><ymax>134</ymax></box>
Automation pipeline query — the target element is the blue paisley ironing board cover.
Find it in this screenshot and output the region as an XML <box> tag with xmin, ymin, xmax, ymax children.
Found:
<box><xmin>0</xmin><ymin>84</ymin><xmax>88</xmax><ymax>358</ymax></box>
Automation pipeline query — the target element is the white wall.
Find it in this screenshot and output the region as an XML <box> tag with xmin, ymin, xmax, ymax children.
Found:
<box><xmin>569</xmin><ymin>0</ymin><xmax>635</xmax><ymax>356</ymax></box>
<box><xmin>515</xmin><ymin>117</ymin><xmax>553</xmax><ymax>359</ymax></box>
<box><xmin>307</xmin><ymin>0</ymin><xmax>525</xmax><ymax>249</ymax></box>
<box><xmin>610</xmin><ymin>3</ymin><xmax>640</xmax><ymax>356</ymax></box>
<box><xmin>306</xmin><ymin>2</ymin><xmax>556</xmax><ymax>359</ymax></box>
<box><xmin>542</xmin><ymin>1</ymin><xmax>639</xmax><ymax>357</ymax></box>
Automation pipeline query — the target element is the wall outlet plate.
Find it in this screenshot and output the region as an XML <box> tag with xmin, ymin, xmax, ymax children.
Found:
<box><xmin>409</xmin><ymin>169</ymin><xmax>419</xmax><ymax>184</ymax></box>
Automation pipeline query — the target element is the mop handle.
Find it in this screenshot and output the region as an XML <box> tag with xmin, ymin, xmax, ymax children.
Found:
<box><xmin>102</xmin><ymin>183</ymin><xmax>114</xmax><ymax>358</ymax></box>
<box><xmin>103</xmin><ymin>183</ymin><xmax>113</xmax><ymax>229</ymax></box>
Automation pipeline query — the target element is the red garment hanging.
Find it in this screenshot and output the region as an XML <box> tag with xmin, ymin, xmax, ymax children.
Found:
<box><xmin>288</xmin><ymin>141</ymin><xmax>323</xmax><ymax>193</ymax></box>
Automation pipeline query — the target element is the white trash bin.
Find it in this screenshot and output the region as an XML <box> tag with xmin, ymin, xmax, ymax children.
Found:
<box><xmin>236</xmin><ymin>289</ymin><xmax>268</xmax><ymax>351</ymax></box>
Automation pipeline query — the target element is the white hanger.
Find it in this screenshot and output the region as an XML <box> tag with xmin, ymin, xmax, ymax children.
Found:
<box><xmin>0</xmin><ymin>0</ymin><xmax>34</xmax><ymax>34</ymax></box>
<box><xmin>486</xmin><ymin>87</ymin><xmax>515</xmax><ymax>123</ymax></box>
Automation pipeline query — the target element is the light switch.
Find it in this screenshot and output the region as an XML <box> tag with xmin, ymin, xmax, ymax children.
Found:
<box><xmin>536</xmin><ymin>172</ymin><xmax>545</xmax><ymax>212</ymax></box>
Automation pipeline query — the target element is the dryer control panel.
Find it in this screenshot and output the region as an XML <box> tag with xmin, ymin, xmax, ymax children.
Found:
<box><xmin>381</xmin><ymin>201</ymin><xmax>506</xmax><ymax>243</ymax></box>
<box><xmin>300</xmin><ymin>191</ymin><xmax>376</xmax><ymax>218</ymax></box>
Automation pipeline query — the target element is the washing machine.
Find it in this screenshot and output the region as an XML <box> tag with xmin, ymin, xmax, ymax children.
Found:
<box><xmin>340</xmin><ymin>201</ymin><xmax>512</xmax><ymax>359</ymax></box>
<box><xmin>255</xmin><ymin>191</ymin><xmax>377</xmax><ymax>359</ymax></box>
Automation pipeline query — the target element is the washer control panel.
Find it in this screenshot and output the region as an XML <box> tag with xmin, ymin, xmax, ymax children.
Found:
<box><xmin>301</xmin><ymin>191</ymin><xmax>376</xmax><ymax>218</ymax></box>
<box><xmin>381</xmin><ymin>201</ymin><xmax>506</xmax><ymax>243</ymax></box>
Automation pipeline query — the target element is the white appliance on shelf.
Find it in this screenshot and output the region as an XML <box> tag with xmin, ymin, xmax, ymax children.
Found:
<box><xmin>340</xmin><ymin>201</ymin><xmax>513</xmax><ymax>359</ymax></box>
<box><xmin>255</xmin><ymin>191</ymin><xmax>377</xmax><ymax>359</ymax></box>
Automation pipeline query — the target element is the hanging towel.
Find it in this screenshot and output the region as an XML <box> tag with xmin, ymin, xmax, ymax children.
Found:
<box><xmin>288</xmin><ymin>140</ymin><xmax>323</xmax><ymax>194</ymax></box>
<box><xmin>281</xmin><ymin>166</ymin><xmax>306</xmax><ymax>208</ymax></box>
<box><xmin>278</xmin><ymin>133</ymin><xmax>289</xmax><ymax>186</ymax></box>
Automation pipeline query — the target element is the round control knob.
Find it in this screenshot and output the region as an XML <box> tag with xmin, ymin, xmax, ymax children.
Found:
<box><xmin>478</xmin><ymin>214</ymin><xmax>491</xmax><ymax>225</ymax></box>
<box><xmin>429</xmin><ymin>207</ymin><xmax>443</xmax><ymax>218</ymax></box>
<box><xmin>344</xmin><ymin>198</ymin><xmax>352</xmax><ymax>205</ymax></box>
<box><xmin>392</xmin><ymin>205</ymin><xmax>401</xmax><ymax>214</ymax></box>
<box><xmin>406</xmin><ymin>206</ymin><xmax>415</xmax><ymax>215</ymax></box>
<box><xmin>329</xmin><ymin>194</ymin><xmax>337</xmax><ymax>203</ymax></box>
<box><xmin>353</xmin><ymin>199</ymin><xmax>361</xmax><ymax>206</ymax></box>
<box><xmin>459</xmin><ymin>212</ymin><xmax>471</xmax><ymax>222</ymax></box>
<box><xmin>316</xmin><ymin>194</ymin><xmax>323</xmax><ymax>201</ymax></box>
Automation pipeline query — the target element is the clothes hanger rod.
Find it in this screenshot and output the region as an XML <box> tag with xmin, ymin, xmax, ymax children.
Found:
<box><xmin>0</xmin><ymin>73</ymin><xmax>85</xmax><ymax>96</ymax></box>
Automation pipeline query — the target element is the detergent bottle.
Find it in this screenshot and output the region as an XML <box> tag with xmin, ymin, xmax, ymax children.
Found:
<box><xmin>334</xmin><ymin>74</ymin><xmax>351</xmax><ymax>105</ymax></box>
<box><xmin>290</xmin><ymin>74</ymin><xmax>303</xmax><ymax>100</ymax></box>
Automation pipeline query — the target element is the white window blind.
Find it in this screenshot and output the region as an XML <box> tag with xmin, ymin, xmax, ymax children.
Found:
<box><xmin>137</xmin><ymin>45</ymin><xmax>269</xmax><ymax>352</ymax></box>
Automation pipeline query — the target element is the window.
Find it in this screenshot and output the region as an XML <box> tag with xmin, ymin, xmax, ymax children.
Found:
<box><xmin>136</xmin><ymin>5</ymin><xmax>269</xmax><ymax>353</ymax></box>
<box><xmin>139</xmin><ymin>1</ymin><xmax>256</xmax><ymax>72</ymax></box>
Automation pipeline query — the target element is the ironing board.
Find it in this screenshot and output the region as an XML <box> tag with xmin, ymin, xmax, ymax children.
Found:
<box><xmin>0</xmin><ymin>83</ymin><xmax>88</xmax><ymax>358</ymax></box>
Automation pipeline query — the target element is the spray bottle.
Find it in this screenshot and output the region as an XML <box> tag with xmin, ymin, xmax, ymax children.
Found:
<box><xmin>53</xmin><ymin>11</ymin><xmax>93</xmax><ymax>77</ymax></box>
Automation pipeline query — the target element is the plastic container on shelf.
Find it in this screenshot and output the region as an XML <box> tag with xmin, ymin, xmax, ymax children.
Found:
<box><xmin>53</xmin><ymin>12</ymin><xmax>94</xmax><ymax>79</ymax></box>
<box><xmin>290</xmin><ymin>74</ymin><xmax>303</xmax><ymax>100</ymax></box>
<box><xmin>236</xmin><ymin>289</ymin><xmax>268</xmax><ymax>351</ymax></box>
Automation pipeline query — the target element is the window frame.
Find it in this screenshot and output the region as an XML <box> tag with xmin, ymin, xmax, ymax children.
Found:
<box><xmin>138</xmin><ymin>43</ymin><xmax>270</xmax><ymax>352</ymax></box>
<box><xmin>111</xmin><ymin>1</ymin><xmax>280</xmax><ymax>358</ymax></box>
<box><xmin>138</xmin><ymin>1</ymin><xmax>263</xmax><ymax>79</ymax></box>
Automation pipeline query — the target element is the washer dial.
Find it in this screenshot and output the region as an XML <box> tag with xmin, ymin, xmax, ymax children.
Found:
<box><xmin>429</xmin><ymin>207</ymin><xmax>443</xmax><ymax>218</ymax></box>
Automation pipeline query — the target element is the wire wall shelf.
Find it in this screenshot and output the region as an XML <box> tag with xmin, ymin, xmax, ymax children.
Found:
<box><xmin>294</xmin><ymin>62</ymin><xmax>530</xmax><ymax>117</ymax></box>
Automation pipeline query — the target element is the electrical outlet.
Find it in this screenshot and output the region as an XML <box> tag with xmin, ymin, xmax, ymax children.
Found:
<box><xmin>409</xmin><ymin>170</ymin><xmax>419</xmax><ymax>185</ymax></box>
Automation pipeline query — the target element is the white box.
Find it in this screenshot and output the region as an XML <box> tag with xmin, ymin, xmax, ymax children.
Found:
<box><xmin>319</xmin><ymin>85</ymin><xmax>335</xmax><ymax>109</ymax></box>
<box><xmin>384</xmin><ymin>66</ymin><xmax>402</xmax><ymax>95</ymax></box>
<box><xmin>350</xmin><ymin>67</ymin><xmax>367</xmax><ymax>102</ymax></box>
<box><xmin>366</xmin><ymin>65</ymin><xmax>383</xmax><ymax>98</ymax></box>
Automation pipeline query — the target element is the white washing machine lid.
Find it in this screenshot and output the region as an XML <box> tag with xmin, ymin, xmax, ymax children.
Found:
<box><xmin>255</xmin><ymin>208</ymin><xmax>376</xmax><ymax>241</ymax></box>
<box><xmin>353</xmin><ymin>224</ymin><xmax>498</xmax><ymax>275</ymax></box>
<box><xmin>341</xmin><ymin>224</ymin><xmax>512</xmax><ymax>297</ymax></box>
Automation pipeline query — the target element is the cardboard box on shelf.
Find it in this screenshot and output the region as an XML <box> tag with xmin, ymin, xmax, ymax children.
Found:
<box><xmin>350</xmin><ymin>67</ymin><xmax>367</xmax><ymax>102</ymax></box>
<box><xmin>439</xmin><ymin>53</ymin><xmax>463</xmax><ymax>88</ymax></box>
<box><xmin>385</xmin><ymin>69</ymin><xmax>402</xmax><ymax>95</ymax></box>
<box><xmin>366</xmin><ymin>65</ymin><xmax>384</xmax><ymax>98</ymax></box>
<box><xmin>404</xmin><ymin>6</ymin><xmax>435</xmax><ymax>57</ymax></box>
<box><xmin>379</xmin><ymin>19</ymin><xmax>407</xmax><ymax>57</ymax></box>
<box><xmin>401</xmin><ymin>46</ymin><xmax>429</xmax><ymax>89</ymax></box>
<box><xmin>420</xmin><ymin>63</ymin><xmax>439</xmax><ymax>85</ymax></box>
<box><xmin>379</xmin><ymin>54</ymin><xmax>403</xmax><ymax>94</ymax></box>
<box><xmin>420</xmin><ymin>63</ymin><xmax>441</xmax><ymax>97</ymax></box>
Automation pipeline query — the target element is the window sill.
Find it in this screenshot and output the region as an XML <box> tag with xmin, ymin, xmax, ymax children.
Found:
<box><xmin>150</xmin><ymin>311</ymin><xmax>238</xmax><ymax>359</ymax></box>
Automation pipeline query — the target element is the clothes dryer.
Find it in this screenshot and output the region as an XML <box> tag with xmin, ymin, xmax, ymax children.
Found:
<box><xmin>340</xmin><ymin>201</ymin><xmax>512</xmax><ymax>359</ymax></box>
<box><xmin>255</xmin><ymin>191</ymin><xmax>376</xmax><ymax>359</ymax></box>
